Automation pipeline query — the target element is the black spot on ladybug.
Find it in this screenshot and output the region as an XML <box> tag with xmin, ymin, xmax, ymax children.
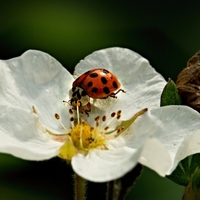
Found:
<box><xmin>101</xmin><ymin>77</ymin><xmax>107</xmax><ymax>84</ymax></box>
<box><xmin>84</xmin><ymin>70</ymin><xmax>91</xmax><ymax>75</ymax></box>
<box><xmin>103</xmin><ymin>87</ymin><xmax>110</xmax><ymax>94</ymax></box>
<box><xmin>90</xmin><ymin>73</ymin><xmax>98</xmax><ymax>78</ymax></box>
<box><xmin>91</xmin><ymin>87</ymin><xmax>98</xmax><ymax>93</ymax></box>
<box><xmin>81</xmin><ymin>90</ymin><xmax>87</xmax><ymax>96</ymax></box>
<box><xmin>103</xmin><ymin>69</ymin><xmax>109</xmax><ymax>74</ymax></box>
<box><xmin>113</xmin><ymin>81</ymin><xmax>118</xmax><ymax>89</ymax></box>
<box><xmin>87</xmin><ymin>81</ymin><xmax>93</xmax><ymax>87</ymax></box>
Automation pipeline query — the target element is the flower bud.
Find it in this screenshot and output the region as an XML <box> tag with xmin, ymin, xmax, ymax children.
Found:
<box><xmin>176</xmin><ymin>51</ymin><xmax>200</xmax><ymax>112</ymax></box>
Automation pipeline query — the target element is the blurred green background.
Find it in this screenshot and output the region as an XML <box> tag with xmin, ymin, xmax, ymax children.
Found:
<box><xmin>0</xmin><ymin>0</ymin><xmax>199</xmax><ymax>199</ymax></box>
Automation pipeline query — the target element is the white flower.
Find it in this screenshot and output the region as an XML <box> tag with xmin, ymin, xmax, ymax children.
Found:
<box><xmin>1</xmin><ymin>48</ymin><xmax>200</xmax><ymax>182</ymax></box>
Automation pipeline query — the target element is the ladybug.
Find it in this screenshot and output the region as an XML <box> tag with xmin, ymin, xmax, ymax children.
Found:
<box><xmin>69</xmin><ymin>68</ymin><xmax>125</xmax><ymax>115</ymax></box>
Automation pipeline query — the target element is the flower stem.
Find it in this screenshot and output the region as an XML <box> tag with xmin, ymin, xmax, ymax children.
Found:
<box><xmin>182</xmin><ymin>184</ymin><xmax>200</xmax><ymax>200</ymax></box>
<box><xmin>117</xmin><ymin>163</ymin><xmax>143</xmax><ymax>200</ymax></box>
<box><xmin>74</xmin><ymin>173</ymin><xmax>87</xmax><ymax>200</ymax></box>
<box><xmin>106</xmin><ymin>180</ymin><xmax>115</xmax><ymax>200</ymax></box>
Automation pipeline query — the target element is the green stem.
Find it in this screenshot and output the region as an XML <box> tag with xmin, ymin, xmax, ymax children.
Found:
<box><xmin>182</xmin><ymin>184</ymin><xmax>200</xmax><ymax>200</ymax></box>
<box><xmin>106</xmin><ymin>180</ymin><xmax>115</xmax><ymax>200</ymax></box>
<box><xmin>117</xmin><ymin>164</ymin><xmax>143</xmax><ymax>200</ymax></box>
<box><xmin>74</xmin><ymin>173</ymin><xmax>87</xmax><ymax>200</ymax></box>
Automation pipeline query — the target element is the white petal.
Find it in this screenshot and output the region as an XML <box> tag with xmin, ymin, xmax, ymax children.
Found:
<box><xmin>74</xmin><ymin>47</ymin><xmax>166</xmax><ymax>119</ymax></box>
<box><xmin>139</xmin><ymin>137</ymin><xmax>172</xmax><ymax>176</ymax></box>
<box><xmin>71</xmin><ymin>147</ymin><xmax>142</xmax><ymax>182</ymax></box>
<box><xmin>175</xmin><ymin>129</ymin><xmax>200</xmax><ymax>170</ymax></box>
<box><xmin>0</xmin><ymin>50</ymin><xmax>74</xmax><ymax>132</ymax></box>
<box><xmin>73</xmin><ymin>105</ymin><xmax>200</xmax><ymax>181</ymax></box>
<box><xmin>129</xmin><ymin>106</ymin><xmax>200</xmax><ymax>176</ymax></box>
<box><xmin>0</xmin><ymin>106</ymin><xmax>62</xmax><ymax>160</ymax></box>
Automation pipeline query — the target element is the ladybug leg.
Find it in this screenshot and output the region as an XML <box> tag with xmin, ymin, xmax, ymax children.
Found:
<box><xmin>63</xmin><ymin>98</ymin><xmax>91</xmax><ymax>116</ymax></box>
<box><xmin>63</xmin><ymin>99</ymin><xmax>78</xmax><ymax>112</ymax></box>
<box><xmin>63</xmin><ymin>99</ymin><xmax>77</xmax><ymax>108</ymax></box>
<box><xmin>63</xmin><ymin>99</ymin><xmax>70</xmax><ymax>105</ymax></box>
<box><xmin>82</xmin><ymin>102</ymin><xmax>91</xmax><ymax>117</ymax></box>
<box><xmin>110</xmin><ymin>89</ymin><xmax>126</xmax><ymax>98</ymax></box>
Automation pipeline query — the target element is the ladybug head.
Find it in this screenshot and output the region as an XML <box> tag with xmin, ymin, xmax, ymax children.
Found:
<box><xmin>69</xmin><ymin>86</ymin><xmax>90</xmax><ymax>107</ymax></box>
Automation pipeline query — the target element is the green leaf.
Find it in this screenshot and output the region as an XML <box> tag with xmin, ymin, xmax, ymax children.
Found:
<box><xmin>160</xmin><ymin>78</ymin><xmax>182</xmax><ymax>106</ymax></box>
<box><xmin>167</xmin><ymin>160</ymin><xmax>189</xmax><ymax>186</ymax></box>
<box><xmin>167</xmin><ymin>154</ymin><xmax>200</xmax><ymax>187</ymax></box>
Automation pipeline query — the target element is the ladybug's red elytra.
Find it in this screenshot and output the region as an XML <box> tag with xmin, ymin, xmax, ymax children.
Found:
<box><xmin>69</xmin><ymin>68</ymin><xmax>125</xmax><ymax>115</ymax></box>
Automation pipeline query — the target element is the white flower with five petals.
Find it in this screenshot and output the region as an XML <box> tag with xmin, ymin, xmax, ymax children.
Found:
<box><xmin>0</xmin><ymin>47</ymin><xmax>200</xmax><ymax>182</ymax></box>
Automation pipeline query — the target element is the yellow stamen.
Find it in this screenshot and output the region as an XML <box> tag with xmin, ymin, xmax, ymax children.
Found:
<box><xmin>58</xmin><ymin>121</ymin><xmax>107</xmax><ymax>160</ymax></box>
<box><xmin>58</xmin><ymin>108</ymin><xmax>148</xmax><ymax>161</ymax></box>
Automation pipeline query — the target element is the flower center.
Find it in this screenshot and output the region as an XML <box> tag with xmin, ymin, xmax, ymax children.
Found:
<box><xmin>57</xmin><ymin>108</ymin><xmax>124</xmax><ymax>161</ymax></box>
<box><xmin>32</xmin><ymin>105</ymin><xmax>147</xmax><ymax>161</ymax></box>
<box><xmin>69</xmin><ymin>121</ymin><xmax>106</xmax><ymax>150</ymax></box>
<box><xmin>52</xmin><ymin>106</ymin><xmax>147</xmax><ymax>161</ymax></box>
